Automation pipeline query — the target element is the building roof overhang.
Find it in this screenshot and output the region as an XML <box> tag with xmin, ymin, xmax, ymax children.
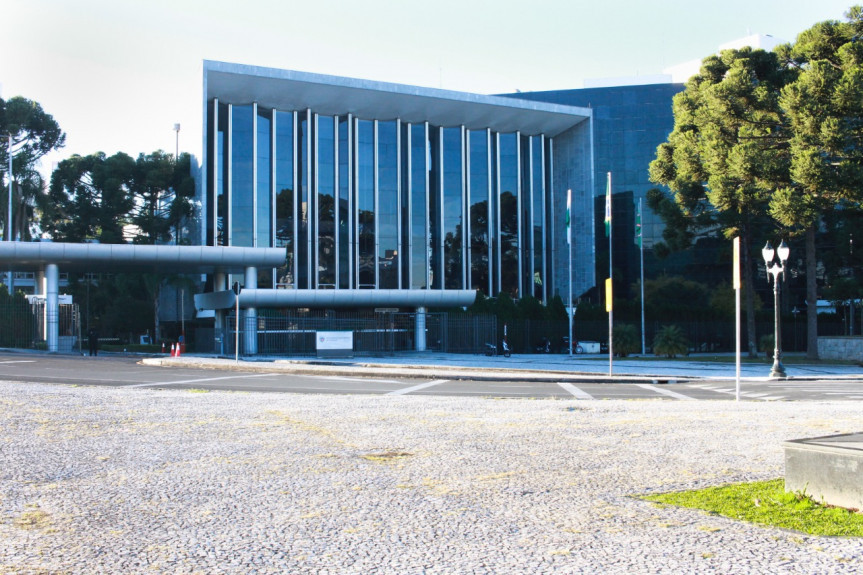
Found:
<box><xmin>204</xmin><ymin>60</ymin><xmax>591</xmax><ymax>137</ymax></box>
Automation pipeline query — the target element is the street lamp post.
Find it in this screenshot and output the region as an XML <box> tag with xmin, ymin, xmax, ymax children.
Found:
<box><xmin>173</xmin><ymin>123</ymin><xmax>180</xmax><ymax>161</ymax></box>
<box><xmin>762</xmin><ymin>240</ymin><xmax>790</xmax><ymax>379</ymax></box>
<box><xmin>7</xmin><ymin>133</ymin><xmax>13</xmax><ymax>292</ymax></box>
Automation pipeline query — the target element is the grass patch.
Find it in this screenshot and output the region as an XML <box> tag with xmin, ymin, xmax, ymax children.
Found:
<box><xmin>14</xmin><ymin>507</ymin><xmax>51</xmax><ymax>530</ymax></box>
<box><xmin>360</xmin><ymin>451</ymin><xmax>412</xmax><ymax>463</ymax></box>
<box><xmin>640</xmin><ymin>479</ymin><xmax>863</xmax><ymax>536</ymax></box>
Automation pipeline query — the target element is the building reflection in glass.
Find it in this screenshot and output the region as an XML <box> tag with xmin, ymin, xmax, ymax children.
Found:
<box><xmin>208</xmin><ymin>101</ymin><xmax>554</xmax><ymax>301</ymax></box>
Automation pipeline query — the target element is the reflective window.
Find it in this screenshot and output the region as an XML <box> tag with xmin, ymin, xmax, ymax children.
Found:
<box><xmin>204</xmin><ymin>101</ymin><xmax>561</xmax><ymax>301</ymax></box>
<box><xmin>429</xmin><ymin>127</ymin><xmax>441</xmax><ymax>289</ymax></box>
<box><xmin>545</xmin><ymin>138</ymin><xmax>554</xmax><ymax>300</ymax></box>
<box><xmin>442</xmin><ymin>127</ymin><xmax>463</xmax><ymax>289</ymax></box>
<box><xmin>338</xmin><ymin>117</ymin><xmax>351</xmax><ymax>289</ymax></box>
<box><xmin>378</xmin><ymin>121</ymin><xmax>399</xmax><ymax>289</ymax></box>
<box><xmin>356</xmin><ymin>120</ymin><xmax>375</xmax><ymax>288</ymax></box>
<box><xmin>317</xmin><ymin>115</ymin><xmax>336</xmax><ymax>288</ymax></box>
<box><xmin>274</xmin><ymin>110</ymin><xmax>294</xmax><ymax>286</ymax></box>
<box><xmin>410</xmin><ymin>124</ymin><xmax>429</xmax><ymax>289</ymax></box>
<box><xmin>400</xmin><ymin>122</ymin><xmax>410</xmax><ymax>289</ymax></box>
<box><xmin>297</xmin><ymin>111</ymin><xmax>310</xmax><ymax>289</ymax></box>
<box><xmin>469</xmin><ymin>130</ymin><xmax>490</xmax><ymax>294</ymax></box>
<box><xmin>256</xmin><ymin>106</ymin><xmax>272</xmax><ymax>250</ymax></box>
<box><xmin>498</xmin><ymin>133</ymin><xmax>519</xmax><ymax>297</ymax></box>
<box><xmin>531</xmin><ymin>135</ymin><xmax>544</xmax><ymax>300</ymax></box>
<box><xmin>231</xmin><ymin>105</ymin><xmax>254</xmax><ymax>247</ymax></box>
<box><xmin>215</xmin><ymin>102</ymin><xmax>229</xmax><ymax>246</ymax></box>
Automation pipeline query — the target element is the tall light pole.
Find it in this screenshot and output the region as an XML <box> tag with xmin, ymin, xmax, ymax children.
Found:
<box><xmin>763</xmin><ymin>240</ymin><xmax>790</xmax><ymax>379</ymax></box>
<box><xmin>173</xmin><ymin>123</ymin><xmax>180</xmax><ymax>161</ymax></box>
<box><xmin>6</xmin><ymin>133</ymin><xmax>11</xmax><ymax>241</ymax></box>
<box><xmin>6</xmin><ymin>133</ymin><xmax>13</xmax><ymax>292</ymax></box>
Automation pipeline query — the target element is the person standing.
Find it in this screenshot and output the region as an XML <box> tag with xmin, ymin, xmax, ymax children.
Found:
<box><xmin>88</xmin><ymin>328</ymin><xmax>99</xmax><ymax>357</ymax></box>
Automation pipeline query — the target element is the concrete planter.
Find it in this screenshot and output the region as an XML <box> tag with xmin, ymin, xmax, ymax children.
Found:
<box><xmin>784</xmin><ymin>433</ymin><xmax>863</xmax><ymax>511</ymax></box>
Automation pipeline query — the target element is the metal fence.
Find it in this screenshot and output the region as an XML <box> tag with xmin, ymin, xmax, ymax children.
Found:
<box><xmin>225</xmin><ymin>311</ymin><xmax>498</xmax><ymax>357</ymax></box>
<box><xmin>0</xmin><ymin>301</ymin><xmax>81</xmax><ymax>353</ymax></box>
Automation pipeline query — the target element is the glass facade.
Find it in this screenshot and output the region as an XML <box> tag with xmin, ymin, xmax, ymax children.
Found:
<box><xmin>468</xmin><ymin>129</ymin><xmax>490</xmax><ymax>294</ymax></box>
<box><xmin>507</xmin><ymin>83</ymin><xmax>685</xmax><ymax>292</ymax></box>
<box><xmin>497</xmin><ymin>133</ymin><xmax>519</xmax><ymax>297</ymax></box>
<box><xmin>378</xmin><ymin>121</ymin><xmax>399</xmax><ymax>289</ymax></box>
<box><xmin>206</xmin><ymin>98</ymin><xmax>560</xmax><ymax>301</ymax></box>
<box><xmin>409</xmin><ymin>124</ymin><xmax>429</xmax><ymax>289</ymax></box>
<box><xmin>317</xmin><ymin>115</ymin><xmax>336</xmax><ymax>288</ymax></box>
<box><xmin>274</xmin><ymin>110</ymin><xmax>294</xmax><ymax>286</ymax></box>
<box><xmin>230</xmin><ymin>105</ymin><xmax>254</xmax><ymax>248</ymax></box>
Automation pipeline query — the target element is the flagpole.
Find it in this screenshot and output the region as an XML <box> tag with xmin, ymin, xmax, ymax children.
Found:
<box><xmin>639</xmin><ymin>198</ymin><xmax>645</xmax><ymax>355</ymax></box>
<box><xmin>607</xmin><ymin>172</ymin><xmax>613</xmax><ymax>376</ymax></box>
<box><xmin>567</xmin><ymin>189</ymin><xmax>573</xmax><ymax>356</ymax></box>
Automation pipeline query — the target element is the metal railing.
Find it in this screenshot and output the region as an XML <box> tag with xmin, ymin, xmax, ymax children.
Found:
<box><xmin>0</xmin><ymin>301</ymin><xmax>81</xmax><ymax>353</ymax></box>
<box><xmin>224</xmin><ymin>311</ymin><xmax>498</xmax><ymax>357</ymax></box>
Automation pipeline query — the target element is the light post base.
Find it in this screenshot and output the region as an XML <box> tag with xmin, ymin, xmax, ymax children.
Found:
<box><xmin>769</xmin><ymin>358</ymin><xmax>787</xmax><ymax>379</ymax></box>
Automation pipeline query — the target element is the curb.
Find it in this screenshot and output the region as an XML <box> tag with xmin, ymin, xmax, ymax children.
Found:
<box><xmin>139</xmin><ymin>356</ymin><xmax>701</xmax><ymax>385</ymax></box>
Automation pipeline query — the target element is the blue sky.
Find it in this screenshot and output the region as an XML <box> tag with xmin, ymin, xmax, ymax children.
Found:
<box><xmin>0</xmin><ymin>0</ymin><xmax>855</xmax><ymax>174</ymax></box>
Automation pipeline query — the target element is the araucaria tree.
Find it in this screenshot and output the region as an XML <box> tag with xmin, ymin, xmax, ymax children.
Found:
<box><xmin>43</xmin><ymin>152</ymin><xmax>135</xmax><ymax>243</ymax></box>
<box><xmin>772</xmin><ymin>6</ymin><xmax>863</xmax><ymax>359</ymax></box>
<box><xmin>0</xmin><ymin>97</ymin><xmax>65</xmax><ymax>240</ymax></box>
<box><xmin>650</xmin><ymin>6</ymin><xmax>863</xmax><ymax>360</ymax></box>
<box><xmin>649</xmin><ymin>47</ymin><xmax>794</xmax><ymax>357</ymax></box>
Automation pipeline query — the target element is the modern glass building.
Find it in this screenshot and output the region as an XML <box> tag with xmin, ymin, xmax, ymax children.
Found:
<box><xmin>506</xmin><ymin>83</ymin><xmax>687</xmax><ymax>292</ymax></box>
<box><xmin>200</xmin><ymin>61</ymin><xmax>595</xmax><ymax>307</ymax></box>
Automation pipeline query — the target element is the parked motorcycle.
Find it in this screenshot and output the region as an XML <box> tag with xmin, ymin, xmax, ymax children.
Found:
<box><xmin>535</xmin><ymin>337</ymin><xmax>551</xmax><ymax>353</ymax></box>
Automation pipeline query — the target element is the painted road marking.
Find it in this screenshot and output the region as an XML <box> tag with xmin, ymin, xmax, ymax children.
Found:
<box><xmin>387</xmin><ymin>379</ymin><xmax>449</xmax><ymax>396</ymax></box>
<box><xmin>557</xmin><ymin>382</ymin><xmax>594</xmax><ymax>399</ymax></box>
<box><xmin>0</xmin><ymin>360</ymin><xmax>37</xmax><ymax>364</ymax></box>
<box><xmin>317</xmin><ymin>375</ymin><xmax>404</xmax><ymax>384</ymax></box>
<box><xmin>635</xmin><ymin>383</ymin><xmax>696</xmax><ymax>400</ymax></box>
<box><xmin>127</xmin><ymin>373</ymin><xmax>276</xmax><ymax>388</ymax></box>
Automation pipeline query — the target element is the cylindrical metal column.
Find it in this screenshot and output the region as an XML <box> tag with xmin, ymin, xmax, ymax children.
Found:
<box><xmin>214</xmin><ymin>272</ymin><xmax>227</xmax><ymax>355</ymax></box>
<box><xmin>415</xmin><ymin>306</ymin><xmax>427</xmax><ymax>351</ymax></box>
<box><xmin>244</xmin><ymin>267</ymin><xmax>258</xmax><ymax>355</ymax></box>
<box><xmin>45</xmin><ymin>264</ymin><xmax>59</xmax><ymax>353</ymax></box>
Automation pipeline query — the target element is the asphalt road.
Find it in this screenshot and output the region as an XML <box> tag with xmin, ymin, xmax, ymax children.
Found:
<box><xmin>1</xmin><ymin>352</ymin><xmax>862</xmax><ymax>401</ymax></box>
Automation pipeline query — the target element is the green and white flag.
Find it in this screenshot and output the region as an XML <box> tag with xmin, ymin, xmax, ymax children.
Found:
<box><xmin>565</xmin><ymin>189</ymin><xmax>571</xmax><ymax>245</ymax></box>
<box><xmin>604</xmin><ymin>173</ymin><xmax>612</xmax><ymax>237</ymax></box>
<box><xmin>636</xmin><ymin>197</ymin><xmax>642</xmax><ymax>248</ymax></box>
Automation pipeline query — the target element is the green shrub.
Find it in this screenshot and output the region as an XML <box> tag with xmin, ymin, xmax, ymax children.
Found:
<box><xmin>759</xmin><ymin>334</ymin><xmax>775</xmax><ymax>359</ymax></box>
<box><xmin>653</xmin><ymin>325</ymin><xmax>689</xmax><ymax>358</ymax></box>
<box><xmin>613</xmin><ymin>324</ymin><xmax>640</xmax><ymax>357</ymax></box>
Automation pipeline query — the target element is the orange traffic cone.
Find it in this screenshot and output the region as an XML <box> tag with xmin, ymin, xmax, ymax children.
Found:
<box><xmin>176</xmin><ymin>342</ymin><xmax>182</xmax><ymax>357</ymax></box>
<box><xmin>170</xmin><ymin>343</ymin><xmax>176</xmax><ymax>357</ymax></box>
<box><xmin>162</xmin><ymin>342</ymin><xmax>166</xmax><ymax>354</ymax></box>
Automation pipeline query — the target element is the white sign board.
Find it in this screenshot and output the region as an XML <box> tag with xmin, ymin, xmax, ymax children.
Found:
<box><xmin>315</xmin><ymin>331</ymin><xmax>354</xmax><ymax>355</ymax></box>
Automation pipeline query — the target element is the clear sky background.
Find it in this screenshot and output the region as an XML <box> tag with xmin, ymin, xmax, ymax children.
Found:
<box><xmin>0</xmin><ymin>0</ymin><xmax>855</xmax><ymax>176</ymax></box>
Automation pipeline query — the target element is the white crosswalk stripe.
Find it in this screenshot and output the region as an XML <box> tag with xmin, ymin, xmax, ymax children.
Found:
<box><xmin>557</xmin><ymin>382</ymin><xmax>594</xmax><ymax>399</ymax></box>
<box><xmin>635</xmin><ymin>383</ymin><xmax>696</xmax><ymax>400</ymax></box>
<box><xmin>387</xmin><ymin>380</ymin><xmax>449</xmax><ymax>396</ymax></box>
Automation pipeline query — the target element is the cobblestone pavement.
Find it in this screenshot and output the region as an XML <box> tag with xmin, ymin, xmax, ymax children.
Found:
<box><xmin>1</xmin><ymin>381</ymin><xmax>861</xmax><ymax>574</ymax></box>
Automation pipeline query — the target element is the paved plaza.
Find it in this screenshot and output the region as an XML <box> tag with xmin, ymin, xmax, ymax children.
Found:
<box><xmin>1</xmin><ymin>378</ymin><xmax>862</xmax><ymax>574</ymax></box>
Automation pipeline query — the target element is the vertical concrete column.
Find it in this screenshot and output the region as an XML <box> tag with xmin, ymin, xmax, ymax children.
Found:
<box><xmin>45</xmin><ymin>264</ymin><xmax>59</xmax><ymax>353</ymax></box>
<box><xmin>244</xmin><ymin>267</ymin><xmax>258</xmax><ymax>355</ymax></box>
<box><xmin>415</xmin><ymin>306</ymin><xmax>427</xmax><ymax>352</ymax></box>
<box><xmin>214</xmin><ymin>272</ymin><xmax>227</xmax><ymax>355</ymax></box>
<box><xmin>35</xmin><ymin>270</ymin><xmax>46</xmax><ymax>343</ymax></box>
